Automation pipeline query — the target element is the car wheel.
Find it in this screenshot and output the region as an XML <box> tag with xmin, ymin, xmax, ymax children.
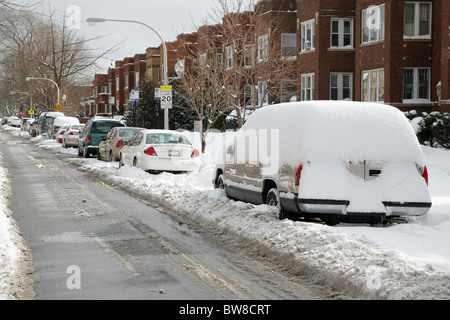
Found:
<box><xmin>266</xmin><ymin>188</ymin><xmax>287</xmax><ymax>220</ymax></box>
<box><xmin>97</xmin><ymin>150</ymin><xmax>102</xmax><ymax>161</ymax></box>
<box><xmin>215</xmin><ymin>174</ymin><xmax>225</xmax><ymax>189</ymax></box>
<box><xmin>133</xmin><ymin>157</ymin><xmax>138</xmax><ymax>167</ymax></box>
<box><xmin>78</xmin><ymin>145</ymin><xmax>83</xmax><ymax>157</ymax></box>
<box><xmin>109</xmin><ymin>151</ymin><xmax>114</xmax><ymax>162</ymax></box>
<box><xmin>119</xmin><ymin>154</ymin><xmax>124</xmax><ymax>168</ymax></box>
<box><xmin>83</xmin><ymin>146</ymin><xmax>90</xmax><ymax>158</ymax></box>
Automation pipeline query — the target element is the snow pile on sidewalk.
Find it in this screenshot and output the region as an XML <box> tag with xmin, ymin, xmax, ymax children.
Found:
<box><xmin>0</xmin><ymin>153</ymin><xmax>34</xmax><ymax>299</ymax></box>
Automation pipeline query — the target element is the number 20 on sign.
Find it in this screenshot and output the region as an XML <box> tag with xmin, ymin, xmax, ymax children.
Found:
<box><xmin>160</xmin><ymin>85</ymin><xmax>172</xmax><ymax>109</ymax></box>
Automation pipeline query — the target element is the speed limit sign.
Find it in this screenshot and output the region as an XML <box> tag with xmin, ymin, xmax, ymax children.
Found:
<box><xmin>160</xmin><ymin>85</ymin><xmax>172</xmax><ymax>109</ymax></box>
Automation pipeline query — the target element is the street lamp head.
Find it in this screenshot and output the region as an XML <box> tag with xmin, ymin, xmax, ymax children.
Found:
<box><xmin>86</xmin><ymin>17</ymin><xmax>106</xmax><ymax>27</ymax></box>
<box><xmin>25</xmin><ymin>77</ymin><xmax>32</xmax><ymax>81</ymax></box>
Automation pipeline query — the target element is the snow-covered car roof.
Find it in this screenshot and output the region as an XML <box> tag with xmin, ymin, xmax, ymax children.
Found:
<box><xmin>242</xmin><ymin>101</ymin><xmax>424</xmax><ymax>166</ymax></box>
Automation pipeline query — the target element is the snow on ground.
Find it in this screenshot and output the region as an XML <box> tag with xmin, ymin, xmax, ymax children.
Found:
<box><xmin>1</xmin><ymin>125</ymin><xmax>450</xmax><ymax>299</ymax></box>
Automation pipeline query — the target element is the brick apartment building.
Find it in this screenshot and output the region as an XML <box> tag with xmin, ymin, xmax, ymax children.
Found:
<box><xmin>84</xmin><ymin>0</ymin><xmax>450</xmax><ymax>120</ymax></box>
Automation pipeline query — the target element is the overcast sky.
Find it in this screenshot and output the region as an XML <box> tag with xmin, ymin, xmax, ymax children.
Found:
<box><xmin>38</xmin><ymin>0</ymin><xmax>217</xmax><ymax>73</ymax></box>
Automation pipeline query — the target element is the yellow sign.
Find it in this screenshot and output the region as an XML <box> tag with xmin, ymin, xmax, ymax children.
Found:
<box><xmin>29</xmin><ymin>109</ymin><xmax>35</xmax><ymax>115</ymax></box>
<box><xmin>160</xmin><ymin>85</ymin><xmax>172</xmax><ymax>90</ymax></box>
<box><xmin>56</xmin><ymin>104</ymin><xmax>62</xmax><ymax>111</ymax></box>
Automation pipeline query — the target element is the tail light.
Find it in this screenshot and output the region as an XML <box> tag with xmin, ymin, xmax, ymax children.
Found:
<box><xmin>116</xmin><ymin>140</ymin><xmax>124</xmax><ymax>148</ymax></box>
<box><xmin>295</xmin><ymin>165</ymin><xmax>303</xmax><ymax>186</ymax></box>
<box><xmin>423</xmin><ymin>166</ymin><xmax>429</xmax><ymax>186</ymax></box>
<box><xmin>87</xmin><ymin>135</ymin><xmax>91</xmax><ymax>143</ymax></box>
<box><xmin>144</xmin><ymin>147</ymin><xmax>157</xmax><ymax>156</ymax></box>
<box><xmin>191</xmin><ymin>148</ymin><xmax>200</xmax><ymax>157</ymax></box>
<box><xmin>54</xmin><ymin>128</ymin><xmax>57</xmax><ymax>133</ymax></box>
<box><xmin>41</xmin><ymin>126</ymin><xmax>43</xmax><ymax>131</ymax></box>
<box><xmin>69</xmin><ymin>132</ymin><xmax>74</xmax><ymax>135</ymax></box>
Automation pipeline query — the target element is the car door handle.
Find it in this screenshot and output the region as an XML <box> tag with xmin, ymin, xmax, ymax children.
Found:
<box><xmin>369</xmin><ymin>170</ymin><xmax>382</xmax><ymax>177</ymax></box>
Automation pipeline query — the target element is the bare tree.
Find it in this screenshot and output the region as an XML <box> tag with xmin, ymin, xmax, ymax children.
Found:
<box><xmin>0</xmin><ymin>7</ymin><xmax>119</xmax><ymax>114</ymax></box>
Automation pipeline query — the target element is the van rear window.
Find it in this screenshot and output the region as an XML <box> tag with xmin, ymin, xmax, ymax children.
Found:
<box><xmin>91</xmin><ymin>122</ymin><xmax>124</xmax><ymax>134</ymax></box>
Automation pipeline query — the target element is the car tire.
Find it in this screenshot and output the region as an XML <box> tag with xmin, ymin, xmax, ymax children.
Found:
<box><xmin>133</xmin><ymin>157</ymin><xmax>138</xmax><ymax>168</ymax></box>
<box><xmin>119</xmin><ymin>154</ymin><xmax>124</xmax><ymax>168</ymax></box>
<box><xmin>78</xmin><ymin>145</ymin><xmax>83</xmax><ymax>157</ymax></box>
<box><xmin>109</xmin><ymin>151</ymin><xmax>114</xmax><ymax>162</ymax></box>
<box><xmin>83</xmin><ymin>146</ymin><xmax>90</xmax><ymax>158</ymax></box>
<box><xmin>215</xmin><ymin>174</ymin><xmax>225</xmax><ymax>189</ymax></box>
<box><xmin>97</xmin><ymin>150</ymin><xmax>102</xmax><ymax>161</ymax></box>
<box><xmin>266</xmin><ymin>188</ymin><xmax>287</xmax><ymax>220</ymax></box>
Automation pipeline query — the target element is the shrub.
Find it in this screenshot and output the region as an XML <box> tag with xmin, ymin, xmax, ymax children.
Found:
<box><xmin>405</xmin><ymin>111</ymin><xmax>450</xmax><ymax>149</ymax></box>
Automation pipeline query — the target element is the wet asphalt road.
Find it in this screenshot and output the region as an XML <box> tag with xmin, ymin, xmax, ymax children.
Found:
<box><xmin>0</xmin><ymin>130</ymin><xmax>323</xmax><ymax>300</ymax></box>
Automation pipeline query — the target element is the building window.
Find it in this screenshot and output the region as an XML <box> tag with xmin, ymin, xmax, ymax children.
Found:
<box><xmin>330</xmin><ymin>73</ymin><xmax>352</xmax><ymax>100</ymax></box>
<box><xmin>331</xmin><ymin>18</ymin><xmax>353</xmax><ymax>48</ymax></box>
<box><xmin>281</xmin><ymin>80</ymin><xmax>297</xmax><ymax>102</ymax></box>
<box><xmin>258</xmin><ymin>34</ymin><xmax>269</xmax><ymax>61</ymax></box>
<box><xmin>101</xmin><ymin>86</ymin><xmax>108</xmax><ymax>94</ymax></box>
<box><xmin>244</xmin><ymin>84</ymin><xmax>255</xmax><ymax>107</ymax></box>
<box><xmin>362</xmin><ymin>4</ymin><xmax>385</xmax><ymax>44</ymax></box>
<box><xmin>225</xmin><ymin>45</ymin><xmax>233</xmax><ymax>69</ymax></box>
<box><xmin>301</xmin><ymin>73</ymin><xmax>315</xmax><ymax>101</ymax></box>
<box><xmin>124</xmin><ymin>75</ymin><xmax>129</xmax><ymax>89</ymax></box>
<box><xmin>301</xmin><ymin>19</ymin><xmax>315</xmax><ymax>51</ymax></box>
<box><xmin>281</xmin><ymin>33</ymin><xmax>297</xmax><ymax>57</ymax></box>
<box><xmin>243</xmin><ymin>45</ymin><xmax>254</xmax><ymax>67</ymax></box>
<box><xmin>403</xmin><ymin>68</ymin><xmax>430</xmax><ymax>102</ymax></box>
<box><xmin>362</xmin><ymin>69</ymin><xmax>384</xmax><ymax>102</ymax></box>
<box><xmin>116</xmin><ymin>77</ymin><xmax>119</xmax><ymax>91</ymax></box>
<box><xmin>404</xmin><ymin>2</ymin><xmax>431</xmax><ymax>38</ymax></box>
<box><xmin>135</xmin><ymin>72</ymin><xmax>140</xmax><ymax>87</ymax></box>
<box><xmin>258</xmin><ymin>81</ymin><xmax>269</xmax><ymax>106</ymax></box>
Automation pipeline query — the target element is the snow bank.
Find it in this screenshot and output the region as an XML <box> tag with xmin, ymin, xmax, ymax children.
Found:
<box><xmin>0</xmin><ymin>152</ymin><xmax>34</xmax><ymax>299</ymax></box>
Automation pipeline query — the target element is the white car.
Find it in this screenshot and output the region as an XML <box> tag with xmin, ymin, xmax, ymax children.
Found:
<box><xmin>49</xmin><ymin>116</ymin><xmax>80</xmax><ymax>139</ymax></box>
<box><xmin>8</xmin><ymin>116</ymin><xmax>21</xmax><ymax>127</ymax></box>
<box><xmin>213</xmin><ymin>101</ymin><xmax>432</xmax><ymax>225</ymax></box>
<box><xmin>119</xmin><ymin>129</ymin><xmax>201</xmax><ymax>173</ymax></box>
<box><xmin>62</xmin><ymin>124</ymin><xmax>85</xmax><ymax>148</ymax></box>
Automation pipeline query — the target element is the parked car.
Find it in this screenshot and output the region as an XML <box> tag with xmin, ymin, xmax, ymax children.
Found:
<box><xmin>78</xmin><ymin>118</ymin><xmax>126</xmax><ymax>158</ymax></box>
<box><xmin>97</xmin><ymin>127</ymin><xmax>145</xmax><ymax>161</ymax></box>
<box><xmin>7</xmin><ymin>116</ymin><xmax>21</xmax><ymax>127</ymax></box>
<box><xmin>212</xmin><ymin>101</ymin><xmax>432</xmax><ymax>225</ymax></box>
<box><xmin>37</xmin><ymin>112</ymin><xmax>65</xmax><ymax>136</ymax></box>
<box><xmin>54</xmin><ymin>124</ymin><xmax>71</xmax><ymax>143</ymax></box>
<box><xmin>21</xmin><ymin>118</ymin><xmax>34</xmax><ymax>131</ymax></box>
<box><xmin>29</xmin><ymin>121</ymin><xmax>38</xmax><ymax>137</ymax></box>
<box><xmin>62</xmin><ymin>124</ymin><xmax>85</xmax><ymax>148</ymax></box>
<box><xmin>119</xmin><ymin>129</ymin><xmax>201</xmax><ymax>173</ymax></box>
<box><xmin>49</xmin><ymin>116</ymin><xmax>80</xmax><ymax>139</ymax></box>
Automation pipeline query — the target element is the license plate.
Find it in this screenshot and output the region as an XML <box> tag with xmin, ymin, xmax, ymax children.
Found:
<box><xmin>169</xmin><ymin>150</ymin><xmax>180</xmax><ymax>157</ymax></box>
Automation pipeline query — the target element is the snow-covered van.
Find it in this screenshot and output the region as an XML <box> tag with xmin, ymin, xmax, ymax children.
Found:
<box><xmin>212</xmin><ymin>101</ymin><xmax>431</xmax><ymax>225</ymax></box>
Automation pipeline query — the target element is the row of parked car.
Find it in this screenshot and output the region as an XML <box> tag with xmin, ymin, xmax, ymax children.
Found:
<box><xmin>45</xmin><ymin>115</ymin><xmax>201</xmax><ymax>174</ymax></box>
<box><xmin>19</xmin><ymin>100</ymin><xmax>432</xmax><ymax>226</ymax></box>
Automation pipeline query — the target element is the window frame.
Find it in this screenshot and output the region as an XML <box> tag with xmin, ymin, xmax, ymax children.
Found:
<box><xmin>361</xmin><ymin>69</ymin><xmax>385</xmax><ymax>103</ymax></box>
<box><xmin>403</xmin><ymin>2</ymin><xmax>432</xmax><ymax>39</ymax></box>
<box><xmin>361</xmin><ymin>4</ymin><xmax>385</xmax><ymax>44</ymax></box>
<box><xmin>258</xmin><ymin>34</ymin><xmax>269</xmax><ymax>61</ymax></box>
<box><xmin>402</xmin><ymin>67</ymin><xmax>431</xmax><ymax>103</ymax></box>
<box><xmin>258</xmin><ymin>81</ymin><xmax>269</xmax><ymax>106</ymax></box>
<box><xmin>225</xmin><ymin>45</ymin><xmax>233</xmax><ymax>69</ymax></box>
<box><xmin>281</xmin><ymin>33</ymin><xmax>297</xmax><ymax>57</ymax></box>
<box><xmin>330</xmin><ymin>18</ymin><xmax>354</xmax><ymax>49</ymax></box>
<box><xmin>301</xmin><ymin>19</ymin><xmax>315</xmax><ymax>52</ymax></box>
<box><xmin>301</xmin><ymin>73</ymin><xmax>315</xmax><ymax>101</ymax></box>
<box><xmin>330</xmin><ymin>73</ymin><xmax>353</xmax><ymax>100</ymax></box>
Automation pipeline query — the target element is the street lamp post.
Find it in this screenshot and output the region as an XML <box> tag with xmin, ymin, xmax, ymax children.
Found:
<box><xmin>86</xmin><ymin>17</ymin><xmax>170</xmax><ymax>130</ymax></box>
<box><xmin>26</xmin><ymin>76</ymin><xmax>61</xmax><ymax>111</ymax></box>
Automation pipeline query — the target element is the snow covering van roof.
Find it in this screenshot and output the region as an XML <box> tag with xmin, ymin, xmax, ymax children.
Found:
<box><xmin>243</xmin><ymin>100</ymin><xmax>424</xmax><ymax>165</ymax></box>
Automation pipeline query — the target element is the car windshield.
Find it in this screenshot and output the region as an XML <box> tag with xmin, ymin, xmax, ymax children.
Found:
<box><xmin>119</xmin><ymin>128</ymin><xmax>143</xmax><ymax>138</ymax></box>
<box><xmin>91</xmin><ymin>121</ymin><xmax>124</xmax><ymax>134</ymax></box>
<box><xmin>146</xmin><ymin>133</ymin><xmax>191</xmax><ymax>145</ymax></box>
<box><xmin>44</xmin><ymin>118</ymin><xmax>55</xmax><ymax>126</ymax></box>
